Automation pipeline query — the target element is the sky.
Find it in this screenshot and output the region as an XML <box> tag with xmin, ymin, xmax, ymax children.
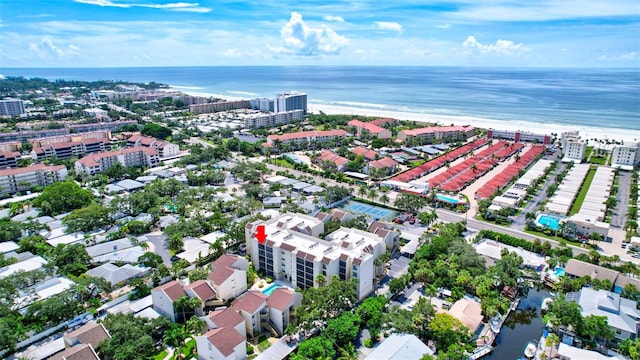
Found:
<box><xmin>1</xmin><ymin>0</ymin><xmax>639</xmax><ymax>68</ymax></box>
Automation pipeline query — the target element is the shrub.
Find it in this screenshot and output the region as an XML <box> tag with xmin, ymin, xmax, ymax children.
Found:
<box><xmin>364</xmin><ymin>338</ymin><xmax>373</xmax><ymax>348</ymax></box>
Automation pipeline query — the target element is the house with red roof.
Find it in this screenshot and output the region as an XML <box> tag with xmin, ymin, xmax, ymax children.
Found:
<box><xmin>352</xmin><ymin>146</ymin><xmax>378</xmax><ymax>161</ymax></box>
<box><xmin>348</xmin><ymin>119</ymin><xmax>392</xmax><ymax>139</ymax></box>
<box><xmin>367</xmin><ymin>156</ymin><xmax>398</xmax><ymax>175</ymax></box>
<box><xmin>231</xmin><ymin>290</ymin><xmax>268</xmax><ymax>337</ymax></box>
<box><xmin>74</xmin><ymin>146</ymin><xmax>159</xmax><ymax>176</ymax></box>
<box><xmin>184</xmin><ymin>280</ymin><xmax>217</xmax><ymax>316</ymax></box>
<box><xmin>201</xmin><ymin>307</ymin><xmax>246</xmax><ymax>335</ymax></box>
<box><xmin>127</xmin><ymin>134</ymin><xmax>180</xmax><ymax>159</ymax></box>
<box><xmin>265</xmin><ymin>288</ymin><xmax>302</xmax><ymax>336</ymax></box>
<box><xmin>196</xmin><ymin>326</ymin><xmax>247</xmax><ymax>360</ymax></box>
<box><xmin>207</xmin><ymin>255</ymin><xmax>249</xmax><ymax>302</ymax></box>
<box><xmin>151</xmin><ymin>280</ymin><xmax>187</xmax><ymax>321</ymax></box>
<box><xmin>315</xmin><ymin>150</ymin><xmax>349</xmax><ymax>171</ymax></box>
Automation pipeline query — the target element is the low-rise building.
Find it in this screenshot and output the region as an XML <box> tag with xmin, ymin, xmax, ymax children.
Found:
<box><xmin>348</xmin><ymin>119</ymin><xmax>392</xmax><ymax>139</ymax></box>
<box><xmin>196</xmin><ymin>326</ymin><xmax>247</xmax><ymax>360</ymax></box>
<box><xmin>316</xmin><ymin>150</ymin><xmax>349</xmax><ymax>171</ymax></box>
<box><xmin>75</xmin><ymin>147</ymin><xmax>159</xmax><ymax>176</ymax></box>
<box><xmin>611</xmin><ymin>142</ymin><xmax>640</xmax><ymax>170</ymax></box>
<box><xmin>127</xmin><ymin>134</ymin><xmax>180</xmax><ymax>158</ymax></box>
<box><xmin>0</xmin><ymin>164</ymin><xmax>67</xmax><ymax>194</ymax></box>
<box><xmin>364</xmin><ymin>333</ymin><xmax>434</xmax><ymax>359</ymax></box>
<box><xmin>560</xmin><ymin>131</ymin><xmax>586</xmax><ymax>163</ymax></box>
<box><xmin>397</xmin><ymin>125</ymin><xmax>474</xmax><ymax>144</ymax></box>
<box><xmin>207</xmin><ymin>255</ymin><xmax>249</xmax><ymax>302</ymax></box>
<box><xmin>265</xmin><ymin>129</ymin><xmax>347</xmax><ymax>151</ymax></box>
<box><xmin>151</xmin><ymin>280</ymin><xmax>187</xmax><ymax>321</ymax></box>
<box><xmin>0</xmin><ymin>150</ymin><xmax>20</xmax><ymax>169</ymax></box>
<box><xmin>486</xmin><ymin>129</ymin><xmax>551</xmax><ymax>145</ymax></box>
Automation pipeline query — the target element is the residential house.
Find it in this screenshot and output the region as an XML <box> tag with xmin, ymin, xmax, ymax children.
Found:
<box><xmin>127</xmin><ymin>134</ymin><xmax>180</xmax><ymax>159</ymax></box>
<box><xmin>49</xmin><ymin>343</ymin><xmax>101</xmax><ymax>360</ymax></box>
<box><xmin>232</xmin><ymin>290</ymin><xmax>268</xmax><ymax>337</ymax></box>
<box><xmin>567</xmin><ymin>288</ymin><xmax>640</xmax><ymax>340</ymax></box>
<box><xmin>201</xmin><ymin>307</ymin><xmax>245</xmax><ymax>335</ymax></box>
<box><xmin>206</xmin><ymin>255</ymin><xmax>249</xmax><ymax>302</ymax></box>
<box><xmin>265</xmin><ymin>287</ymin><xmax>302</xmax><ymax>336</ymax></box>
<box><xmin>347</xmin><ymin>119</ymin><xmax>392</xmax><ymax>139</ymax></box>
<box><xmin>352</xmin><ymin>146</ymin><xmax>378</xmax><ymax>161</ymax></box>
<box><xmin>151</xmin><ymin>280</ymin><xmax>187</xmax><ymax>321</ymax></box>
<box><xmin>195</xmin><ymin>327</ymin><xmax>247</xmax><ymax>360</ymax></box>
<box><xmin>63</xmin><ymin>322</ymin><xmax>111</xmax><ymax>350</ymax></box>
<box><xmin>367</xmin><ymin>156</ymin><xmax>398</xmax><ymax>175</ymax></box>
<box><xmin>316</xmin><ymin>150</ymin><xmax>349</xmax><ymax>171</ymax></box>
<box><xmin>364</xmin><ymin>333</ymin><xmax>434</xmax><ymax>359</ymax></box>
<box><xmin>184</xmin><ymin>280</ymin><xmax>217</xmax><ymax>316</ymax></box>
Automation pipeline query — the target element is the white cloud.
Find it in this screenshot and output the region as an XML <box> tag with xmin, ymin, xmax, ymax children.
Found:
<box><xmin>463</xmin><ymin>35</ymin><xmax>529</xmax><ymax>56</ymax></box>
<box><xmin>74</xmin><ymin>0</ymin><xmax>211</xmax><ymax>12</ymax></box>
<box><xmin>403</xmin><ymin>45</ymin><xmax>430</xmax><ymax>58</ymax></box>
<box><xmin>29</xmin><ymin>37</ymin><xmax>81</xmax><ymax>58</ymax></box>
<box><xmin>323</xmin><ymin>16</ymin><xmax>345</xmax><ymax>22</ymax></box>
<box><xmin>598</xmin><ymin>52</ymin><xmax>637</xmax><ymax>61</ymax></box>
<box><xmin>375</xmin><ymin>21</ymin><xmax>403</xmax><ymax>33</ymax></box>
<box><xmin>218</xmin><ymin>48</ymin><xmax>242</xmax><ymax>58</ymax></box>
<box><xmin>435</xmin><ymin>24</ymin><xmax>451</xmax><ymax>29</ymax></box>
<box><xmin>272</xmin><ymin>12</ymin><xmax>348</xmax><ymax>56</ymax></box>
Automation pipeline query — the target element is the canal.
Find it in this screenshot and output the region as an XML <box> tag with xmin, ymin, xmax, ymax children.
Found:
<box><xmin>485</xmin><ymin>287</ymin><xmax>550</xmax><ymax>360</ymax></box>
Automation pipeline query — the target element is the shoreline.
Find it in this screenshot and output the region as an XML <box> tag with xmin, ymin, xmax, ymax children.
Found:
<box><xmin>176</xmin><ymin>88</ymin><xmax>639</xmax><ymax>144</ymax></box>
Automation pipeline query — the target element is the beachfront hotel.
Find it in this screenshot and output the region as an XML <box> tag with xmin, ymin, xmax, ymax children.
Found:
<box><xmin>245</xmin><ymin>213</ymin><xmax>387</xmax><ymax>300</ymax></box>
<box><xmin>611</xmin><ymin>142</ymin><xmax>640</xmax><ymax>170</ymax></box>
<box><xmin>560</xmin><ymin>131</ymin><xmax>586</xmax><ymax>163</ymax></box>
<box><xmin>486</xmin><ymin>129</ymin><xmax>551</xmax><ymax>145</ymax></box>
<box><xmin>397</xmin><ymin>125</ymin><xmax>474</xmax><ymax>144</ymax></box>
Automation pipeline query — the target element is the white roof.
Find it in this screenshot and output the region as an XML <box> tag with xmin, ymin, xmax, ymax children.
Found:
<box><xmin>569</xmin><ymin>288</ymin><xmax>640</xmax><ymax>335</ymax></box>
<box><xmin>475</xmin><ymin>240</ymin><xmax>546</xmax><ymax>268</ymax></box>
<box><xmin>135</xmin><ymin>307</ymin><xmax>161</xmax><ymax>319</ymax></box>
<box><xmin>0</xmin><ymin>256</ymin><xmax>47</xmax><ymax>278</ymax></box>
<box><xmin>176</xmin><ymin>238</ymin><xmax>211</xmax><ymax>263</ymax></box>
<box><xmin>365</xmin><ymin>333</ymin><xmax>434</xmax><ymax>360</ymax></box>
<box><xmin>264</xmin><ymin>175</ymin><xmax>288</xmax><ymax>184</ymax></box>
<box><xmin>86</xmin><ymin>263</ymin><xmax>148</xmax><ymax>285</ymax></box>
<box><xmin>86</xmin><ymin>238</ymin><xmax>135</xmax><ymax>257</ymax></box>
<box><xmin>19</xmin><ymin>338</ymin><xmax>65</xmax><ymax>360</ymax></box>
<box><xmin>200</xmin><ymin>231</ymin><xmax>226</xmax><ymax>244</ymax></box>
<box><xmin>92</xmin><ymin>246</ymin><xmax>146</xmax><ymax>264</ymax></box>
<box><xmin>557</xmin><ymin>343</ymin><xmax>613</xmax><ymax>359</ymax></box>
<box><xmin>0</xmin><ymin>241</ymin><xmax>19</xmax><ymax>254</ymax></box>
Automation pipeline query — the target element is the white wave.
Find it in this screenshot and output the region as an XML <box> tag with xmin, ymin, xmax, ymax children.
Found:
<box><xmin>0</xmin><ymin>74</ymin><xmax>4</xmax><ymax>80</ymax></box>
<box><xmin>227</xmin><ymin>90</ymin><xmax>260</xmax><ymax>96</ymax></box>
<box><xmin>169</xmin><ymin>85</ymin><xmax>205</xmax><ymax>90</ymax></box>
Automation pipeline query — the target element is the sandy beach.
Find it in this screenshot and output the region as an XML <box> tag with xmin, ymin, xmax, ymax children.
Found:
<box><xmin>176</xmin><ymin>88</ymin><xmax>638</xmax><ymax>144</ymax></box>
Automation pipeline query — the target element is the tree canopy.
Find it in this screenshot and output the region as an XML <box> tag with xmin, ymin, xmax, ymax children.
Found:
<box><xmin>34</xmin><ymin>181</ymin><xmax>94</xmax><ymax>216</ymax></box>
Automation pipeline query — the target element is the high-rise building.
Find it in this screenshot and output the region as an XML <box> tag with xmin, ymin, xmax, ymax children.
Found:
<box><xmin>0</xmin><ymin>99</ymin><xmax>25</xmax><ymax>117</ymax></box>
<box><xmin>275</xmin><ymin>92</ymin><xmax>307</xmax><ymax>115</ymax></box>
<box><xmin>560</xmin><ymin>131</ymin><xmax>586</xmax><ymax>163</ymax></box>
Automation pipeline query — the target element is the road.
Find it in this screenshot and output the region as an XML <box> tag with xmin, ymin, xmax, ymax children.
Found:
<box><xmin>145</xmin><ymin>232</ymin><xmax>173</xmax><ymax>266</ymax></box>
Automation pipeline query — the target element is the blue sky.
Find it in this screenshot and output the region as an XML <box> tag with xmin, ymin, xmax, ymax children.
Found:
<box><xmin>1</xmin><ymin>0</ymin><xmax>639</xmax><ymax>67</ymax></box>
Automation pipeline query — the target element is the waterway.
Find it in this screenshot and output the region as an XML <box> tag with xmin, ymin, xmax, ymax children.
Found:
<box><xmin>485</xmin><ymin>287</ymin><xmax>550</xmax><ymax>360</ymax></box>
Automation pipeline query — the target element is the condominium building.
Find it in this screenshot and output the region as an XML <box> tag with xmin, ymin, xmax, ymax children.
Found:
<box><xmin>0</xmin><ymin>98</ymin><xmax>26</xmax><ymax>117</ymax></box>
<box><xmin>82</xmin><ymin>107</ymin><xmax>109</xmax><ymax>119</ymax></box>
<box><xmin>486</xmin><ymin>129</ymin><xmax>551</xmax><ymax>145</ymax></box>
<box><xmin>0</xmin><ymin>151</ymin><xmax>20</xmax><ymax>169</ymax></box>
<box><xmin>32</xmin><ymin>138</ymin><xmax>111</xmax><ymax>160</ymax></box>
<box><xmin>397</xmin><ymin>125</ymin><xmax>475</xmax><ymax>144</ymax></box>
<box><xmin>561</xmin><ymin>131</ymin><xmax>586</xmax><ymax>163</ymax></box>
<box><xmin>188</xmin><ymin>100</ymin><xmax>251</xmax><ymax>114</ymax></box>
<box><xmin>246</xmin><ymin>213</ymin><xmax>387</xmax><ymax>299</ymax></box>
<box><xmin>611</xmin><ymin>142</ymin><xmax>640</xmax><ymax>170</ymax></box>
<box><xmin>127</xmin><ymin>134</ymin><xmax>180</xmax><ymax>158</ymax></box>
<box><xmin>348</xmin><ymin>119</ymin><xmax>392</xmax><ymax>139</ymax></box>
<box><xmin>275</xmin><ymin>92</ymin><xmax>307</xmax><ymax>114</ymax></box>
<box><xmin>242</xmin><ymin>109</ymin><xmax>304</xmax><ymax>129</ymax></box>
<box><xmin>0</xmin><ymin>164</ymin><xmax>67</xmax><ymax>194</ymax></box>
<box><xmin>265</xmin><ymin>129</ymin><xmax>347</xmax><ymax>151</ymax></box>
<box><xmin>249</xmin><ymin>98</ymin><xmax>275</xmax><ymax>112</ymax></box>
<box><xmin>0</xmin><ymin>129</ymin><xmax>70</xmax><ymax>143</ymax></box>
<box><xmin>74</xmin><ymin>147</ymin><xmax>159</xmax><ymax>176</ymax></box>
<box><xmin>68</xmin><ymin>120</ymin><xmax>138</xmax><ymax>134</ymax></box>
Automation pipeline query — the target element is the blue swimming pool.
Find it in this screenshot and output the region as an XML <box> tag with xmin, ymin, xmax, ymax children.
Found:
<box><xmin>537</xmin><ymin>214</ymin><xmax>561</xmax><ymax>230</ymax></box>
<box><xmin>436</xmin><ymin>193</ymin><xmax>464</xmax><ymax>204</ymax></box>
<box><xmin>340</xmin><ymin>200</ymin><xmax>398</xmax><ymax>221</ymax></box>
<box><xmin>261</xmin><ymin>283</ymin><xmax>281</xmax><ymax>295</ymax></box>
<box><xmin>554</xmin><ymin>267</ymin><xmax>565</xmax><ymax>277</ymax></box>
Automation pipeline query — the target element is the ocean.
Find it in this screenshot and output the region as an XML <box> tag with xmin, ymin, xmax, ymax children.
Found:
<box><xmin>1</xmin><ymin>66</ymin><xmax>639</xmax><ymax>131</ymax></box>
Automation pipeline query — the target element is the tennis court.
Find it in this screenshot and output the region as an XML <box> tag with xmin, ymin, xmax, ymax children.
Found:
<box><xmin>341</xmin><ymin>200</ymin><xmax>398</xmax><ymax>221</ymax></box>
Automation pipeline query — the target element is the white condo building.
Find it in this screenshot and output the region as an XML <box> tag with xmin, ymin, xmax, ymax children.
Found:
<box><xmin>611</xmin><ymin>142</ymin><xmax>640</xmax><ymax>170</ymax></box>
<box><xmin>275</xmin><ymin>92</ymin><xmax>307</xmax><ymax>115</ymax></box>
<box><xmin>561</xmin><ymin>131</ymin><xmax>586</xmax><ymax>163</ymax></box>
<box><xmin>0</xmin><ymin>98</ymin><xmax>26</xmax><ymax>117</ymax></box>
<box><xmin>246</xmin><ymin>213</ymin><xmax>387</xmax><ymax>300</ymax></box>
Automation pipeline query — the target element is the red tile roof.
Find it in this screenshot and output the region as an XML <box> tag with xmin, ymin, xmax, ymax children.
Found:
<box><xmin>206</xmin><ymin>307</ymin><xmax>244</xmax><ymax>328</ymax></box>
<box><xmin>347</xmin><ymin>119</ymin><xmax>387</xmax><ymax>134</ymax></box>
<box><xmin>64</xmin><ymin>322</ymin><xmax>110</xmax><ymax>349</ymax></box>
<box><xmin>203</xmin><ymin>327</ymin><xmax>245</xmax><ymax>357</ymax></box>
<box><xmin>207</xmin><ymin>266</ymin><xmax>236</xmax><ymax>285</ymax></box>
<box><xmin>352</xmin><ymin>146</ymin><xmax>377</xmax><ymax>160</ymax></box>
<box><xmin>369</xmin><ymin>118</ymin><xmax>396</xmax><ymax>126</ymax></box>
<box><xmin>49</xmin><ymin>343</ymin><xmax>100</xmax><ymax>360</ymax></box>
<box><xmin>231</xmin><ymin>290</ymin><xmax>267</xmax><ymax>314</ymax></box>
<box><xmin>153</xmin><ymin>280</ymin><xmax>186</xmax><ymax>302</ymax></box>
<box><xmin>77</xmin><ymin>146</ymin><xmax>158</xmax><ymax>167</ymax></box>
<box><xmin>0</xmin><ymin>163</ymin><xmax>66</xmax><ymax>177</ymax></box>
<box><xmin>268</xmin><ymin>129</ymin><xmax>347</xmax><ymax>142</ymax></box>
<box><xmin>266</xmin><ymin>288</ymin><xmax>295</xmax><ymax>311</ymax></box>
<box><xmin>185</xmin><ymin>280</ymin><xmax>216</xmax><ymax>301</ymax></box>
<box><xmin>213</xmin><ymin>254</ymin><xmax>242</xmax><ymax>269</ymax></box>
<box><xmin>401</xmin><ymin>125</ymin><xmax>474</xmax><ymax>136</ymax></box>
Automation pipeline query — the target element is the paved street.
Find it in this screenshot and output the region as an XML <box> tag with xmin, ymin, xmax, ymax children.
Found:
<box><xmin>611</xmin><ymin>171</ymin><xmax>631</xmax><ymax>228</ymax></box>
<box><xmin>145</xmin><ymin>232</ymin><xmax>172</xmax><ymax>266</ymax></box>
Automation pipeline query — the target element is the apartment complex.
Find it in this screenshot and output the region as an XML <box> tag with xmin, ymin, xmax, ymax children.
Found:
<box><xmin>486</xmin><ymin>129</ymin><xmax>551</xmax><ymax>145</ymax></box>
<box><xmin>611</xmin><ymin>142</ymin><xmax>640</xmax><ymax>170</ymax></box>
<box><xmin>68</xmin><ymin>120</ymin><xmax>138</xmax><ymax>133</ymax></box>
<box><xmin>0</xmin><ymin>129</ymin><xmax>70</xmax><ymax>143</ymax></box>
<box><xmin>348</xmin><ymin>119</ymin><xmax>392</xmax><ymax>139</ymax></box>
<box><xmin>0</xmin><ymin>98</ymin><xmax>26</xmax><ymax>117</ymax></box>
<box><xmin>0</xmin><ymin>151</ymin><xmax>20</xmax><ymax>169</ymax></box>
<box><xmin>188</xmin><ymin>100</ymin><xmax>251</xmax><ymax>114</ymax></box>
<box><xmin>0</xmin><ymin>164</ymin><xmax>68</xmax><ymax>194</ymax></box>
<box><xmin>246</xmin><ymin>213</ymin><xmax>388</xmax><ymax>299</ymax></box>
<box><xmin>74</xmin><ymin>147</ymin><xmax>159</xmax><ymax>176</ymax></box>
<box><xmin>83</xmin><ymin>108</ymin><xmax>109</xmax><ymax>119</ymax></box>
<box><xmin>561</xmin><ymin>131</ymin><xmax>586</xmax><ymax>163</ymax></box>
<box><xmin>241</xmin><ymin>109</ymin><xmax>304</xmax><ymax>129</ymax></box>
<box><xmin>31</xmin><ymin>131</ymin><xmax>112</xmax><ymax>160</ymax></box>
<box><xmin>127</xmin><ymin>134</ymin><xmax>180</xmax><ymax>158</ymax></box>
<box><xmin>265</xmin><ymin>129</ymin><xmax>347</xmax><ymax>150</ymax></box>
<box><xmin>397</xmin><ymin>125</ymin><xmax>475</xmax><ymax>144</ymax></box>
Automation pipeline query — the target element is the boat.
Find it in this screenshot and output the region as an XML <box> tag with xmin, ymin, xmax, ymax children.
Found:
<box><xmin>523</xmin><ymin>341</ymin><xmax>537</xmax><ymax>359</ymax></box>
<box><xmin>541</xmin><ymin>297</ymin><xmax>552</xmax><ymax>311</ymax></box>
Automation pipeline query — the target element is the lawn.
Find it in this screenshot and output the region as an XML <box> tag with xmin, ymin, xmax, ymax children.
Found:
<box><xmin>257</xmin><ymin>337</ymin><xmax>272</xmax><ymax>352</ymax></box>
<box><xmin>410</xmin><ymin>159</ymin><xmax>426</xmax><ymax>167</ymax></box>
<box><xmin>153</xmin><ymin>350</ymin><xmax>168</xmax><ymax>360</ymax></box>
<box><xmin>589</xmin><ymin>155</ymin><xmax>608</xmax><ymax>165</ymax></box>
<box><xmin>274</xmin><ymin>158</ymin><xmax>294</xmax><ymax>168</ymax></box>
<box><xmin>568</xmin><ymin>166</ymin><xmax>596</xmax><ymax>216</ymax></box>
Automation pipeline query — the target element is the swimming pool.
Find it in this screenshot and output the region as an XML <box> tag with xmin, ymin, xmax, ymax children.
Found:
<box><xmin>537</xmin><ymin>214</ymin><xmax>562</xmax><ymax>230</ymax></box>
<box><xmin>340</xmin><ymin>200</ymin><xmax>398</xmax><ymax>221</ymax></box>
<box><xmin>261</xmin><ymin>283</ymin><xmax>281</xmax><ymax>295</ymax></box>
<box><xmin>436</xmin><ymin>193</ymin><xmax>465</xmax><ymax>205</ymax></box>
<box><xmin>554</xmin><ymin>267</ymin><xmax>565</xmax><ymax>277</ymax></box>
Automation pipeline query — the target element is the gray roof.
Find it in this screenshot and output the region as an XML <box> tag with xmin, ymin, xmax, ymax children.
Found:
<box><xmin>104</xmin><ymin>184</ymin><xmax>124</xmax><ymax>194</ymax></box>
<box><xmin>11</xmin><ymin>209</ymin><xmax>41</xmax><ymax>222</ymax></box>
<box><xmin>302</xmin><ymin>185</ymin><xmax>324</xmax><ymax>194</ymax></box>
<box><xmin>279</xmin><ymin>178</ymin><xmax>300</xmax><ymax>186</ymax></box>
<box><xmin>86</xmin><ymin>238</ymin><xmax>134</xmax><ymax>257</ymax></box>
<box><xmin>292</xmin><ymin>182</ymin><xmax>312</xmax><ymax>190</ymax></box>
<box><xmin>92</xmin><ymin>246</ymin><xmax>146</xmax><ymax>264</ymax></box>
<box><xmin>419</xmin><ymin>146</ymin><xmax>440</xmax><ymax>155</ymax></box>
<box><xmin>0</xmin><ymin>208</ymin><xmax>10</xmax><ymax>219</ymax></box>
<box><xmin>565</xmin><ymin>259</ymin><xmax>619</xmax><ymax>283</ymax></box>
<box><xmin>33</xmin><ymin>216</ymin><xmax>55</xmax><ymax>224</ymax></box>
<box><xmin>432</xmin><ymin>143</ymin><xmax>450</xmax><ymax>150</ymax></box>
<box><xmin>568</xmin><ymin>288</ymin><xmax>640</xmax><ymax>335</ymax></box>
<box><xmin>86</xmin><ymin>263</ymin><xmax>148</xmax><ymax>285</ymax></box>
<box><xmin>365</xmin><ymin>333</ymin><xmax>434</xmax><ymax>360</ymax></box>
<box><xmin>115</xmin><ymin>179</ymin><xmax>145</xmax><ymax>191</ymax></box>
<box><xmin>135</xmin><ymin>175</ymin><xmax>158</xmax><ymax>183</ymax></box>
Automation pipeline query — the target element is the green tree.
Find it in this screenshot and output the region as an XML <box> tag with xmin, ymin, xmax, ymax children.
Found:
<box><xmin>18</xmin><ymin>234</ymin><xmax>50</xmax><ymax>256</ymax></box>
<box><xmin>0</xmin><ymin>219</ymin><xmax>23</xmax><ymax>242</ymax></box>
<box><xmin>34</xmin><ymin>181</ymin><xmax>94</xmax><ymax>216</ymax></box>
<box><xmin>356</xmin><ymin>296</ymin><xmax>387</xmax><ymax>334</ymax></box>
<box><xmin>324</xmin><ymin>311</ymin><xmax>361</xmax><ymax>346</ymax></box>
<box><xmin>185</xmin><ymin>315</ymin><xmax>206</xmax><ymax>335</ymax></box>
<box><xmin>141</xmin><ymin>122</ymin><xmax>171</xmax><ymax>140</ymax></box>
<box><xmin>63</xmin><ymin>204</ymin><xmax>111</xmax><ymax>233</ymax></box>
<box><xmin>49</xmin><ymin>243</ymin><xmax>92</xmax><ymax>276</ymax></box>
<box><xmin>428</xmin><ymin>313</ymin><xmax>471</xmax><ymax>352</ymax></box>
<box><xmin>137</xmin><ymin>252</ymin><xmax>163</xmax><ymax>269</ymax></box>
<box><xmin>543</xmin><ymin>295</ymin><xmax>583</xmax><ymax>331</ymax></box>
<box><xmin>292</xmin><ymin>337</ymin><xmax>336</xmax><ymax>360</ymax></box>
<box><xmin>99</xmin><ymin>313</ymin><xmax>170</xmax><ymax>360</ymax></box>
<box><xmin>579</xmin><ymin>315</ymin><xmax>615</xmax><ymax>343</ymax></box>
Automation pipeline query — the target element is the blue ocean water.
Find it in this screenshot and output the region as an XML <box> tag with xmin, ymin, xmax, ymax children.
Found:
<box><xmin>1</xmin><ymin>66</ymin><xmax>638</xmax><ymax>131</ymax></box>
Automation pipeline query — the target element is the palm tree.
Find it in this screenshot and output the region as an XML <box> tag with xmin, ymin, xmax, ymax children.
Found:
<box><xmin>368</xmin><ymin>188</ymin><xmax>378</xmax><ymax>201</ymax></box>
<box><xmin>163</xmin><ymin>324</ymin><xmax>188</xmax><ymax>358</ymax></box>
<box><xmin>545</xmin><ymin>333</ymin><xmax>560</xmax><ymax>358</ymax></box>
<box><xmin>174</xmin><ymin>296</ymin><xmax>202</xmax><ymax>323</ymax></box>
<box><xmin>358</xmin><ymin>185</ymin><xmax>367</xmax><ymax>198</ymax></box>
<box><xmin>379</xmin><ymin>193</ymin><xmax>389</xmax><ymax>205</ymax></box>
<box><xmin>315</xmin><ymin>274</ymin><xmax>327</xmax><ymax>286</ymax></box>
<box><xmin>186</xmin><ymin>315</ymin><xmax>206</xmax><ymax>335</ymax></box>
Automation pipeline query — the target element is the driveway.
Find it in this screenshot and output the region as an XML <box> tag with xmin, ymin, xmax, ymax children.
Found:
<box><xmin>145</xmin><ymin>232</ymin><xmax>172</xmax><ymax>266</ymax></box>
<box><xmin>611</xmin><ymin>171</ymin><xmax>631</xmax><ymax>228</ymax></box>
